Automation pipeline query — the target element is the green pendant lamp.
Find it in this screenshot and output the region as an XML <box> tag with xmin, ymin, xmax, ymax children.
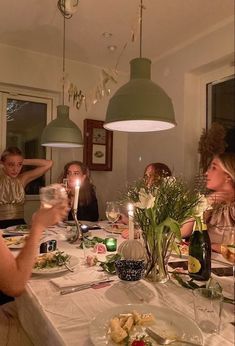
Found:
<box><xmin>104</xmin><ymin>0</ymin><xmax>176</xmax><ymax>132</ymax></box>
<box><xmin>41</xmin><ymin>0</ymin><xmax>83</xmax><ymax>148</ymax></box>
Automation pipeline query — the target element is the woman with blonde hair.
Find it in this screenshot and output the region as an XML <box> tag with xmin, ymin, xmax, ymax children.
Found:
<box><xmin>181</xmin><ymin>152</ymin><xmax>235</xmax><ymax>251</ymax></box>
<box><xmin>0</xmin><ymin>146</ymin><xmax>53</xmax><ymax>228</ymax></box>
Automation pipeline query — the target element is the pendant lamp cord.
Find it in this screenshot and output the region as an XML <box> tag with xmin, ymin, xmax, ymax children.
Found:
<box><xmin>62</xmin><ymin>14</ymin><xmax>66</xmax><ymax>105</ymax></box>
<box><xmin>139</xmin><ymin>0</ymin><xmax>143</xmax><ymax>58</ymax></box>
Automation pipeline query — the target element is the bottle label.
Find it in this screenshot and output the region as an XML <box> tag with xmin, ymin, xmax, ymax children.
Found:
<box><xmin>188</xmin><ymin>255</ymin><xmax>201</xmax><ymax>273</ymax></box>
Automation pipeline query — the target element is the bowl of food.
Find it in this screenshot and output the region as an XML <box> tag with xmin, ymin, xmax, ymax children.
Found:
<box><xmin>115</xmin><ymin>259</ymin><xmax>145</xmax><ymax>281</ymax></box>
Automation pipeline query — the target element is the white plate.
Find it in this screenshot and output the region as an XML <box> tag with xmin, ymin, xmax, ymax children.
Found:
<box><xmin>4</xmin><ymin>235</ymin><xmax>27</xmax><ymax>249</ymax></box>
<box><xmin>32</xmin><ymin>255</ymin><xmax>79</xmax><ymax>275</ymax></box>
<box><xmin>89</xmin><ymin>304</ymin><xmax>203</xmax><ymax>346</ymax></box>
<box><xmin>5</xmin><ymin>225</ymin><xmax>30</xmax><ymax>234</ymax></box>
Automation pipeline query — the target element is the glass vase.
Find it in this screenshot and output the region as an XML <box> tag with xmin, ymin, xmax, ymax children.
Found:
<box><xmin>143</xmin><ymin>225</ymin><xmax>175</xmax><ymax>283</ymax></box>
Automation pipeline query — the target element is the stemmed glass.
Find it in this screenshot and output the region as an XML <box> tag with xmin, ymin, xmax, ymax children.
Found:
<box><xmin>105</xmin><ymin>201</ymin><xmax>120</xmax><ymax>231</ymax></box>
<box><xmin>221</xmin><ymin>227</ymin><xmax>235</xmax><ymax>267</ymax></box>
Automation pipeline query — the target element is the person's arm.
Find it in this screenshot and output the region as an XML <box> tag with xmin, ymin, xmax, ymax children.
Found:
<box><xmin>0</xmin><ymin>203</ymin><xmax>67</xmax><ymax>296</ymax></box>
<box><xmin>19</xmin><ymin>158</ymin><xmax>53</xmax><ymax>188</ymax></box>
<box><xmin>181</xmin><ymin>218</ymin><xmax>194</xmax><ymax>239</ymax></box>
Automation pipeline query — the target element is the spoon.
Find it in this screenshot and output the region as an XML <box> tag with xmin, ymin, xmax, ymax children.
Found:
<box><xmin>145</xmin><ymin>327</ymin><xmax>203</xmax><ymax>346</ymax></box>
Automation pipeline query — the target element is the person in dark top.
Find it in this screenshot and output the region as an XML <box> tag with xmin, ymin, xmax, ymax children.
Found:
<box><xmin>59</xmin><ymin>161</ymin><xmax>99</xmax><ymax>222</ymax></box>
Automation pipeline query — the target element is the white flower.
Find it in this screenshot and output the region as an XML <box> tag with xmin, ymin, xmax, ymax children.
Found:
<box><xmin>164</xmin><ymin>176</ymin><xmax>176</xmax><ymax>183</ymax></box>
<box><xmin>194</xmin><ymin>194</ymin><xmax>212</xmax><ymax>218</ymax></box>
<box><xmin>135</xmin><ymin>188</ymin><xmax>155</xmax><ymax>209</ymax></box>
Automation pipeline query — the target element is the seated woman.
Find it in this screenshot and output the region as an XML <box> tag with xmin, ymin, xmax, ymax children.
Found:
<box><xmin>0</xmin><ymin>147</ymin><xmax>53</xmax><ymax>229</ymax></box>
<box><xmin>59</xmin><ymin>161</ymin><xmax>99</xmax><ymax>222</ymax></box>
<box><xmin>120</xmin><ymin>162</ymin><xmax>172</xmax><ymax>232</ymax></box>
<box><xmin>181</xmin><ymin>152</ymin><xmax>235</xmax><ymax>252</ymax></box>
<box><xmin>144</xmin><ymin>162</ymin><xmax>172</xmax><ymax>187</ymax></box>
<box><xmin>0</xmin><ymin>202</ymin><xmax>68</xmax><ymax>303</ymax></box>
<box><xmin>0</xmin><ymin>202</ymin><xmax>68</xmax><ymax>344</ymax></box>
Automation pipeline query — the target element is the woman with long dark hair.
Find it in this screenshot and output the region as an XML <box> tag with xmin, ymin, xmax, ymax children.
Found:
<box><xmin>59</xmin><ymin>161</ymin><xmax>99</xmax><ymax>221</ymax></box>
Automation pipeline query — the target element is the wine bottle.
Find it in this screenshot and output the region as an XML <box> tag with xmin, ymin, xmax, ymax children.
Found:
<box><xmin>188</xmin><ymin>222</ymin><xmax>211</xmax><ymax>281</ymax></box>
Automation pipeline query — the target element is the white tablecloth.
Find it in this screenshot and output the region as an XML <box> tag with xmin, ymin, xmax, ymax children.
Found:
<box><xmin>16</xmin><ymin>227</ymin><xmax>234</xmax><ymax>346</ymax></box>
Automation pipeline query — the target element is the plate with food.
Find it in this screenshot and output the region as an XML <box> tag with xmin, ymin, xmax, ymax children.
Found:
<box><xmin>89</xmin><ymin>304</ymin><xmax>203</xmax><ymax>346</ymax></box>
<box><xmin>32</xmin><ymin>251</ymin><xmax>79</xmax><ymax>275</ymax></box>
<box><xmin>4</xmin><ymin>224</ymin><xmax>30</xmax><ymax>235</ymax></box>
<box><xmin>4</xmin><ymin>235</ymin><xmax>27</xmax><ymax>249</ymax></box>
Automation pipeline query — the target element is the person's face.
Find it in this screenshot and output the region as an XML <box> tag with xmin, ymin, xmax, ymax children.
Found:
<box><xmin>2</xmin><ymin>155</ymin><xmax>23</xmax><ymax>178</ymax></box>
<box><xmin>144</xmin><ymin>165</ymin><xmax>155</xmax><ymax>186</ymax></box>
<box><xmin>205</xmin><ymin>158</ymin><xmax>229</xmax><ymax>191</ymax></box>
<box><xmin>66</xmin><ymin>164</ymin><xmax>86</xmax><ymax>187</ymax></box>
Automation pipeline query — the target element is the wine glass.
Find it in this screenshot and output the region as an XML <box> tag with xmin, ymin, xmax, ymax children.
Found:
<box><xmin>105</xmin><ymin>201</ymin><xmax>120</xmax><ymax>231</ymax></box>
<box><xmin>221</xmin><ymin>227</ymin><xmax>235</xmax><ymax>265</ymax></box>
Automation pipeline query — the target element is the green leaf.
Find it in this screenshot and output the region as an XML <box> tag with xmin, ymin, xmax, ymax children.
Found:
<box><xmin>172</xmin><ymin>273</ymin><xmax>235</xmax><ymax>305</ymax></box>
<box><xmin>99</xmin><ymin>253</ymin><xmax>122</xmax><ymax>274</ymax></box>
<box><xmin>160</xmin><ymin>217</ymin><xmax>181</xmax><ymax>240</ymax></box>
<box><xmin>79</xmin><ymin>236</ymin><xmax>105</xmax><ymax>249</ymax></box>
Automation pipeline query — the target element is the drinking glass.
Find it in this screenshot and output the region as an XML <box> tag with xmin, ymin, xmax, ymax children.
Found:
<box><xmin>193</xmin><ymin>287</ymin><xmax>223</xmax><ymax>334</ymax></box>
<box><xmin>39</xmin><ymin>184</ymin><xmax>68</xmax><ymax>238</ymax></box>
<box><xmin>105</xmin><ymin>201</ymin><xmax>120</xmax><ymax>231</ymax></box>
<box><xmin>40</xmin><ymin>183</ymin><xmax>68</xmax><ymax>208</ymax></box>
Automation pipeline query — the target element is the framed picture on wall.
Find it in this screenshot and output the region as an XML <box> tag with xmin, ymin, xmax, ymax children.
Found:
<box><xmin>83</xmin><ymin>119</ymin><xmax>113</xmax><ymax>171</ymax></box>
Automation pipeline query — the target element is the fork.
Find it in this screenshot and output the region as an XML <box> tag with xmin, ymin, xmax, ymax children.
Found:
<box><xmin>58</xmin><ymin>260</ymin><xmax>74</xmax><ymax>272</ymax></box>
<box><xmin>145</xmin><ymin>327</ymin><xmax>203</xmax><ymax>346</ymax></box>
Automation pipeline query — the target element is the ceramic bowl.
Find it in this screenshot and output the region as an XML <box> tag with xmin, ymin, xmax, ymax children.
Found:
<box><xmin>115</xmin><ymin>259</ymin><xmax>145</xmax><ymax>281</ymax></box>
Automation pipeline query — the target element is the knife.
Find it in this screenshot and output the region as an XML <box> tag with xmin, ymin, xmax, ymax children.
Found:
<box><xmin>60</xmin><ymin>279</ymin><xmax>115</xmax><ymax>295</ymax></box>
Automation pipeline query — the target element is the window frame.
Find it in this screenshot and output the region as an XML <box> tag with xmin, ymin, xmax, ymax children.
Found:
<box><xmin>0</xmin><ymin>85</ymin><xmax>56</xmax><ymax>197</ymax></box>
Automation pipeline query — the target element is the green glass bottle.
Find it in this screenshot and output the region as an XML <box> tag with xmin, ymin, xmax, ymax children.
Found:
<box><xmin>188</xmin><ymin>222</ymin><xmax>211</xmax><ymax>281</ymax></box>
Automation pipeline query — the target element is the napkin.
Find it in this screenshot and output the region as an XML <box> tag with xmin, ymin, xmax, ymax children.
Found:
<box><xmin>50</xmin><ymin>267</ymin><xmax>109</xmax><ymax>289</ymax></box>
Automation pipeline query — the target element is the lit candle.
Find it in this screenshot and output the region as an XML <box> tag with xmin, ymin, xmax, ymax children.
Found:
<box><xmin>128</xmin><ymin>203</ymin><xmax>134</xmax><ymax>240</ymax></box>
<box><xmin>105</xmin><ymin>237</ymin><xmax>117</xmax><ymax>252</ymax></box>
<box><xmin>73</xmin><ymin>179</ymin><xmax>80</xmax><ymax>211</ymax></box>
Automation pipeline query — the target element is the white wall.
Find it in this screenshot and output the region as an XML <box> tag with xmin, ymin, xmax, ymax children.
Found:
<box><xmin>0</xmin><ymin>18</ymin><xmax>233</xmax><ymax>220</ymax></box>
<box><xmin>127</xmin><ymin>20</ymin><xmax>234</xmax><ymax>183</ymax></box>
<box><xmin>0</xmin><ymin>44</ymin><xmax>128</xmax><ymax>219</ymax></box>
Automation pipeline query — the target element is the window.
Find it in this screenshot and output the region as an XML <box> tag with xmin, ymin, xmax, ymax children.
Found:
<box><xmin>207</xmin><ymin>75</ymin><xmax>235</xmax><ymax>152</ymax></box>
<box><xmin>0</xmin><ymin>91</ymin><xmax>53</xmax><ymax>194</ymax></box>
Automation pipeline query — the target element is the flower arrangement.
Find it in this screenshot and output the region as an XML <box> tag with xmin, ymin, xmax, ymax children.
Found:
<box><xmin>123</xmin><ymin>176</ymin><xmax>200</xmax><ymax>282</ymax></box>
<box><xmin>193</xmin><ymin>193</ymin><xmax>212</xmax><ymax>231</ymax></box>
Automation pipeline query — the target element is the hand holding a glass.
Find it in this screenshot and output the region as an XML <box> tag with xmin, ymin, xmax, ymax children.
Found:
<box><xmin>38</xmin><ymin>184</ymin><xmax>69</xmax><ymax>234</ymax></box>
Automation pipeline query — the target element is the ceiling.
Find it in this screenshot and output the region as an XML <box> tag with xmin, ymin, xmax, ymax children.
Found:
<box><xmin>0</xmin><ymin>0</ymin><xmax>234</xmax><ymax>72</ymax></box>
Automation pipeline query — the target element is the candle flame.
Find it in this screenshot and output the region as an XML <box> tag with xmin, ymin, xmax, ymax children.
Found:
<box><xmin>128</xmin><ymin>203</ymin><xmax>134</xmax><ymax>212</ymax></box>
<box><xmin>75</xmin><ymin>179</ymin><xmax>80</xmax><ymax>187</ymax></box>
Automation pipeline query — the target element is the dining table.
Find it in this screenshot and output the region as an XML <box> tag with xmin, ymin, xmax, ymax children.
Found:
<box><xmin>11</xmin><ymin>222</ymin><xmax>234</xmax><ymax>346</ymax></box>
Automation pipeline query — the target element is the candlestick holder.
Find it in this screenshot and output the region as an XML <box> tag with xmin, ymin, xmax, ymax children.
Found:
<box><xmin>69</xmin><ymin>209</ymin><xmax>83</xmax><ymax>244</ymax></box>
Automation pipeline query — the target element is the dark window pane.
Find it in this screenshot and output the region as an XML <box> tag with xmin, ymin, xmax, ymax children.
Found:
<box><xmin>207</xmin><ymin>75</ymin><xmax>235</xmax><ymax>153</ymax></box>
<box><xmin>6</xmin><ymin>98</ymin><xmax>47</xmax><ymax>194</ymax></box>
